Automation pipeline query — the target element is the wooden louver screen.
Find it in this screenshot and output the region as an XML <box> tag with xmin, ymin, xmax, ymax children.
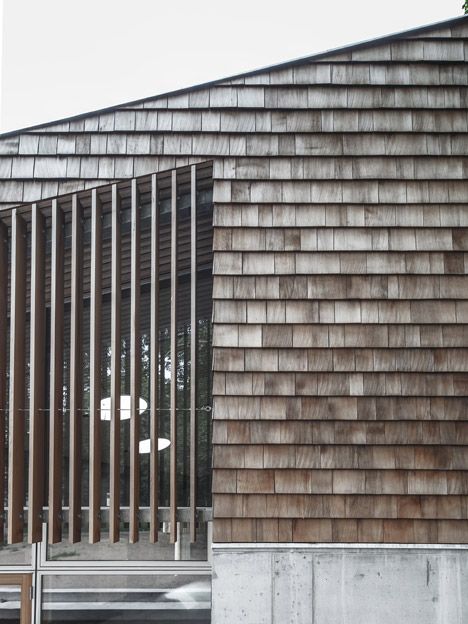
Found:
<box><xmin>0</xmin><ymin>162</ymin><xmax>213</xmax><ymax>545</ymax></box>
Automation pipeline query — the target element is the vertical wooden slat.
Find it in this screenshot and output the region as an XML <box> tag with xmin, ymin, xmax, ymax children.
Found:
<box><xmin>110</xmin><ymin>184</ymin><xmax>121</xmax><ymax>544</ymax></box>
<box><xmin>7</xmin><ymin>209</ymin><xmax>26</xmax><ymax>544</ymax></box>
<box><xmin>69</xmin><ymin>194</ymin><xmax>82</xmax><ymax>544</ymax></box>
<box><xmin>129</xmin><ymin>179</ymin><xmax>141</xmax><ymax>544</ymax></box>
<box><xmin>48</xmin><ymin>200</ymin><xmax>64</xmax><ymax>544</ymax></box>
<box><xmin>149</xmin><ymin>174</ymin><xmax>159</xmax><ymax>543</ymax></box>
<box><xmin>28</xmin><ymin>204</ymin><xmax>46</xmax><ymax>543</ymax></box>
<box><xmin>20</xmin><ymin>574</ymin><xmax>33</xmax><ymax>624</ymax></box>
<box><xmin>89</xmin><ymin>189</ymin><xmax>102</xmax><ymax>544</ymax></box>
<box><xmin>0</xmin><ymin>220</ymin><xmax>8</xmax><ymax>543</ymax></box>
<box><xmin>190</xmin><ymin>165</ymin><xmax>197</xmax><ymax>543</ymax></box>
<box><xmin>170</xmin><ymin>169</ymin><xmax>178</xmax><ymax>544</ymax></box>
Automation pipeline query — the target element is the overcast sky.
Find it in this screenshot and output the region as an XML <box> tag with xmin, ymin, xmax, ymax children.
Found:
<box><xmin>0</xmin><ymin>0</ymin><xmax>464</xmax><ymax>133</ymax></box>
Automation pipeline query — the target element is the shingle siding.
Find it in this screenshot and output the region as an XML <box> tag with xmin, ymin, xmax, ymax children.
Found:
<box><xmin>1</xmin><ymin>19</ymin><xmax>468</xmax><ymax>543</ymax></box>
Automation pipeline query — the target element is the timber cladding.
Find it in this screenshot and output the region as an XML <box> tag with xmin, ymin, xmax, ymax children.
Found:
<box><xmin>1</xmin><ymin>16</ymin><xmax>468</xmax><ymax>543</ymax></box>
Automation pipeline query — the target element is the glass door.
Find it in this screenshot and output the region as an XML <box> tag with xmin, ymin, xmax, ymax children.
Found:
<box><xmin>0</xmin><ymin>574</ymin><xmax>32</xmax><ymax>624</ymax></box>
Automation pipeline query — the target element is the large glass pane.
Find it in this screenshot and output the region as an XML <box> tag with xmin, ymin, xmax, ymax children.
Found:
<box><xmin>41</xmin><ymin>573</ymin><xmax>211</xmax><ymax>623</ymax></box>
<box><xmin>46</xmin><ymin>521</ymin><xmax>209</xmax><ymax>562</ymax></box>
<box><xmin>0</xmin><ymin>542</ymin><xmax>32</xmax><ymax>566</ymax></box>
<box><xmin>0</xmin><ymin>584</ymin><xmax>21</xmax><ymax>623</ymax></box>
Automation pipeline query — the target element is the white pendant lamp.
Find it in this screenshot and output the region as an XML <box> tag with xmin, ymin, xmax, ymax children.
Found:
<box><xmin>139</xmin><ymin>438</ymin><xmax>171</xmax><ymax>453</ymax></box>
<box><xmin>100</xmin><ymin>395</ymin><xmax>147</xmax><ymax>421</ymax></box>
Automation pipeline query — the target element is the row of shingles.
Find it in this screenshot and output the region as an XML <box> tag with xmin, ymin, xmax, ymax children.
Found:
<box><xmin>211</xmin><ymin>396</ymin><xmax>468</xmax><ymax>421</ymax></box>
<box><xmin>213</xmin><ymin>443</ymin><xmax>468</xmax><ymax>471</ymax></box>
<box><xmin>214</xmin><ymin>467</ymin><xmax>468</xmax><ymax>493</ymax></box>
<box><xmin>4</xmin><ymin>130</ymin><xmax>468</xmax><ymax>162</ymax></box>
<box><xmin>213</xmin><ymin>494</ymin><xmax>468</xmax><ymax>521</ymax></box>
<box><xmin>213</xmin><ymin>323</ymin><xmax>468</xmax><ymax>348</ymax></box>
<box><xmin>7</xmin><ymin>150</ymin><xmax>468</xmax><ymax>175</ymax></box>
<box><xmin>213</xmin><ymin>420</ymin><xmax>468</xmax><ymax>444</ymax></box>
<box><xmin>213</xmin><ymin>275</ymin><xmax>468</xmax><ymax>299</ymax></box>
<box><xmin>213</xmin><ymin>347</ymin><xmax>468</xmax><ymax>371</ymax></box>
<box><xmin>213</xmin><ymin>517</ymin><xmax>468</xmax><ymax>543</ymax></box>
<box><xmin>9</xmin><ymin>108</ymin><xmax>468</xmax><ymax>136</ymax></box>
<box><xmin>6</xmin><ymin>156</ymin><xmax>468</xmax><ymax>184</ymax></box>
<box><xmin>211</xmin><ymin>37</ymin><xmax>468</xmax><ymax>541</ymax></box>
<box><xmin>213</xmin><ymin>203</ymin><xmax>468</xmax><ymax>228</ymax></box>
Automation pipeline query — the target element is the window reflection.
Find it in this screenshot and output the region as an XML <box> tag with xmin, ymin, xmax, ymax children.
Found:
<box><xmin>41</xmin><ymin>573</ymin><xmax>211</xmax><ymax>623</ymax></box>
<box><xmin>47</xmin><ymin>522</ymin><xmax>209</xmax><ymax>562</ymax></box>
<box><xmin>0</xmin><ymin>584</ymin><xmax>21</xmax><ymax>623</ymax></box>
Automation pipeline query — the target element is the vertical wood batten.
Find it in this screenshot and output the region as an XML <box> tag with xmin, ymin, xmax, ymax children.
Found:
<box><xmin>110</xmin><ymin>184</ymin><xmax>121</xmax><ymax>543</ymax></box>
<box><xmin>129</xmin><ymin>179</ymin><xmax>141</xmax><ymax>544</ymax></box>
<box><xmin>149</xmin><ymin>174</ymin><xmax>159</xmax><ymax>543</ymax></box>
<box><xmin>7</xmin><ymin>209</ymin><xmax>26</xmax><ymax>544</ymax></box>
<box><xmin>48</xmin><ymin>200</ymin><xmax>64</xmax><ymax>544</ymax></box>
<box><xmin>0</xmin><ymin>220</ymin><xmax>7</xmax><ymax>543</ymax></box>
<box><xmin>190</xmin><ymin>165</ymin><xmax>197</xmax><ymax>543</ymax></box>
<box><xmin>28</xmin><ymin>204</ymin><xmax>46</xmax><ymax>543</ymax></box>
<box><xmin>170</xmin><ymin>169</ymin><xmax>178</xmax><ymax>544</ymax></box>
<box><xmin>89</xmin><ymin>189</ymin><xmax>102</xmax><ymax>544</ymax></box>
<box><xmin>69</xmin><ymin>194</ymin><xmax>83</xmax><ymax>544</ymax></box>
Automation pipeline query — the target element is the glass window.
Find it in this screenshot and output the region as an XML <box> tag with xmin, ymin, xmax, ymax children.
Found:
<box><xmin>0</xmin><ymin>584</ymin><xmax>21</xmax><ymax>623</ymax></box>
<box><xmin>0</xmin><ymin>542</ymin><xmax>33</xmax><ymax>566</ymax></box>
<box><xmin>41</xmin><ymin>573</ymin><xmax>211</xmax><ymax>623</ymax></box>
<box><xmin>46</xmin><ymin>521</ymin><xmax>210</xmax><ymax>562</ymax></box>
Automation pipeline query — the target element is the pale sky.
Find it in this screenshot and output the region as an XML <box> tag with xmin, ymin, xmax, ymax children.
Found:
<box><xmin>0</xmin><ymin>0</ymin><xmax>464</xmax><ymax>133</ymax></box>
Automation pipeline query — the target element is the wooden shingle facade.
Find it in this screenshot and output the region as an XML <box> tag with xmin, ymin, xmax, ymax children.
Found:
<box><xmin>1</xmin><ymin>16</ymin><xmax>468</xmax><ymax>545</ymax></box>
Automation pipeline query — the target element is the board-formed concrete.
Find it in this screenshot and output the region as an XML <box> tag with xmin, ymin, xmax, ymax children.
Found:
<box><xmin>212</xmin><ymin>545</ymin><xmax>468</xmax><ymax>624</ymax></box>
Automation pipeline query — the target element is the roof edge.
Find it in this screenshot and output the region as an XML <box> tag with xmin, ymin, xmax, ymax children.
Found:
<box><xmin>1</xmin><ymin>13</ymin><xmax>466</xmax><ymax>138</ymax></box>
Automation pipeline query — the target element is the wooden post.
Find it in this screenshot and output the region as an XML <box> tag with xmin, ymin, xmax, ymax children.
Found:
<box><xmin>170</xmin><ymin>170</ymin><xmax>178</xmax><ymax>544</ymax></box>
<box><xmin>110</xmin><ymin>184</ymin><xmax>121</xmax><ymax>543</ymax></box>
<box><xmin>129</xmin><ymin>179</ymin><xmax>141</xmax><ymax>543</ymax></box>
<box><xmin>8</xmin><ymin>209</ymin><xmax>26</xmax><ymax>544</ymax></box>
<box><xmin>89</xmin><ymin>189</ymin><xmax>102</xmax><ymax>544</ymax></box>
<box><xmin>149</xmin><ymin>174</ymin><xmax>159</xmax><ymax>543</ymax></box>
<box><xmin>0</xmin><ymin>220</ymin><xmax>7</xmax><ymax>543</ymax></box>
<box><xmin>28</xmin><ymin>204</ymin><xmax>46</xmax><ymax>543</ymax></box>
<box><xmin>69</xmin><ymin>194</ymin><xmax>83</xmax><ymax>544</ymax></box>
<box><xmin>190</xmin><ymin>165</ymin><xmax>197</xmax><ymax>542</ymax></box>
<box><xmin>48</xmin><ymin>200</ymin><xmax>64</xmax><ymax>544</ymax></box>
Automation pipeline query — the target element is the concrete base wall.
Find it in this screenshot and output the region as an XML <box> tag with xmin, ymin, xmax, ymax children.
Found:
<box><xmin>212</xmin><ymin>544</ymin><xmax>468</xmax><ymax>624</ymax></box>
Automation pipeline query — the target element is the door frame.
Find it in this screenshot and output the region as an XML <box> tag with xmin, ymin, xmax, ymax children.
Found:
<box><xmin>0</xmin><ymin>573</ymin><xmax>32</xmax><ymax>624</ymax></box>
